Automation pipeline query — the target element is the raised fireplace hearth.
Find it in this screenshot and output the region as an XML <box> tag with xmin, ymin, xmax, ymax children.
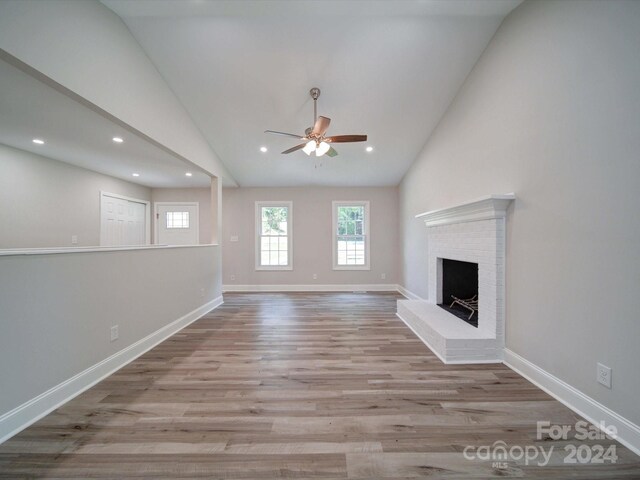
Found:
<box><xmin>397</xmin><ymin>194</ymin><xmax>514</xmax><ymax>363</ymax></box>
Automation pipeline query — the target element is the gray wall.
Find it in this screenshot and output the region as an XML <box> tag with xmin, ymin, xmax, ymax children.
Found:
<box><xmin>400</xmin><ymin>0</ymin><xmax>640</xmax><ymax>422</ymax></box>
<box><xmin>0</xmin><ymin>245</ymin><xmax>221</xmax><ymax>416</ymax></box>
<box><xmin>0</xmin><ymin>143</ymin><xmax>150</xmax><ymax>249</ymax></box>
<box><xmin>223</xmin><ymin>186</ymin><xmax>399</xmax><ymax>286</ymax></box>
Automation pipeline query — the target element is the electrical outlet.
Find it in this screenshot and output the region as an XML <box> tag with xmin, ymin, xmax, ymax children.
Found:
<box><xmin>230</xmin><ymin>274</ymin><xmax>236</xmax><ymax>281</ymax></box>
<box><xmin>313</xmin><ymin>273</ymin><xmax>318</xmax><ymax>280</ymax></box>
<box><xmin>597</xmin><ymin>363</ymin><xmax>612</xmax><ymax>388</ymax></box>
<box><xmin>200</xmin><ymin>287</ymin><xmax>205</xmax><ymax>297</ymax></box>
<box><xmin>110</xmin><ymin>325</ymin><xmax>119</xmax><ymax>342</ymax></box>
<box><xmin>381</xmin><ymin>273</ymin><xmax>386</xmax><ymax>280</ymax></box>
<box><xmin>71</xmin><ymin>235</ymin><xmax>78</xmax><ymax>245</ymax></box>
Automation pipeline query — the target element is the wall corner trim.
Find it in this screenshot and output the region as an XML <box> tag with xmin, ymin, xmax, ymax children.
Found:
<box><xmin>504</xmin><ymin>348</ymin><xmax>640</xmax><ymax>457</ymax></box>
<box><xmin>0</xmin><ymin>296</ymin><xmax>224</xmax><ymax>445</ymax></box>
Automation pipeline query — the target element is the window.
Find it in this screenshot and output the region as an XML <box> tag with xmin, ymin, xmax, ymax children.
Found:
<box><xmin>333</xmin><ymin>201</ymin><xmax>370</xmax><ymax>270</ymax></box>
<box><xmin>166</xmin><ymin>211</ymin><xmax>189</xmax><ymax>229</ymax></box>
<box><xmin>255</xmin><ymin>201</ymin><xmax>292</xmax><ymax>270</ymax></box>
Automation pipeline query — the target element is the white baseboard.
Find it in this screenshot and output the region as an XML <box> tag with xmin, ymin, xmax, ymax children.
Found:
<box><xmin>0</xmin><ymin>296</ymin><xmax>224</xmax><ymax>445</ymax></box>
<box><xmin>504</xmin><ymin>348</ymin><xmax>640</xmax><ymax>457</ymax></box>
<box><xmin>223</xmin><ymin>284</ymin><xmax>399</xmax><ymax>293</ymax></box>
<box><xmin>223</xmin><ymin>283</ymin><xmax>422</xmax><ymax>299</ymax></box>
<box><xmin>396</xmin><ymin>284</ymin><xmax>424</xmax><ymax>300</ymax></box>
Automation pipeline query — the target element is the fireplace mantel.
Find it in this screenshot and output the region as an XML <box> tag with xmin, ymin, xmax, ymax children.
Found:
<box><xmin>416</xmin><ymin>193</ymin><xmax>515</xmax><ymax>227</ymax></box>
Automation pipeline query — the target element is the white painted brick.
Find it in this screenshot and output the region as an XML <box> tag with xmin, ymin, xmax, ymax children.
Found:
<box><xmin>423</xmin><ymin>214</ymin><xmax>507</xmax><ymax>360</ymax></box>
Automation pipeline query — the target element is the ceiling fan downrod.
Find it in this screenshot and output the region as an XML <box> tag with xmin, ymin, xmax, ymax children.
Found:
<box><xmin>310</xmin><ymin>87</ymin><xmax>320</xmax><ymax>125</ymax></box>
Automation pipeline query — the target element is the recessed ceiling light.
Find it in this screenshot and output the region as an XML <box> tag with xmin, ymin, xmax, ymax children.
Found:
<box><xmin>185</xmin><ymin>172</ymin><xmax>193</xmax><ymax>177</ymax></box>
<box><xmin>260</xmin><ymin>146</ymin><xmax>268</xmax><ymax>153</ymax></box>
<box><xmin>132</xmin><ymin>173</ymin><xmax>140</xmax><ymax>177</ymax></box>
<box><xmin>112</xmin><ymin>137</ymin><xmax>124</xmax><ymax>143</ymax></box>
<box><xmin>366</xmin><ymin>146</ymin><xmax>374</xmax><ymax>152</ymax></box>
<box><xmin>32</xmin><ymin>139</ymin><xmax>44</xmax><ymax>145</ymax></box>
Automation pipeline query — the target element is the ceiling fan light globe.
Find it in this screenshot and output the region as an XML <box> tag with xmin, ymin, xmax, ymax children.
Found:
<box><xmin>303</xmin><ymin>140</ymin><xmax>316</xmax><ymax>155</ymax></box>
<box><xmin>316</xmin><ymin>141</ymin><xmax>330</xmax><ymax>157</ymax></box>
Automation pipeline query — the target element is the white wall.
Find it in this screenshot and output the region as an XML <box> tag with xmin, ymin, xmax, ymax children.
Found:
<box><xmin>0</xmin><ymin>143</ymin><xmax>150</xmax><ymax>248</ymax></box>
<box><xmin>223</xmin><ymin>187</ymin><xmax>399</xmax><ymax>287</ymax></box>
<box><xmin>0</xmin><ymin>0</ymin><xmax>235</xmax><ymax>185</ymax></box>
<box><xmin>400</xmin><ymin>0</ymin><xmax>640</xmax><ymax>422</ymax></box>
<box><xmin>151</xmin><ymin>187</ymin><xmax>213</xmax><ymax>245</ymax></box>
<box><xmin>0</xmin><ymin>245</ymin><xmax>221</xmax><ymax>424</ymax></box>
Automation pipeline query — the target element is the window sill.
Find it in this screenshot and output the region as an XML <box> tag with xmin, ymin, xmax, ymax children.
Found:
<box><xmin>255</xmin><ymin>266</ymin><xmax>293</xmax><ymax>271</ymax></box>
<box><xmin>333</xmin><ymin>265</ymin><xmax>371</xmax><ymax>271</ymax></box>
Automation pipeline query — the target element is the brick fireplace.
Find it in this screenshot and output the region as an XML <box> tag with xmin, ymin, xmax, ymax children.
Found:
<box><xmin>397</xmin><ymin>194</ymin><xmax>514</xmax><ymax>363</ymax></box>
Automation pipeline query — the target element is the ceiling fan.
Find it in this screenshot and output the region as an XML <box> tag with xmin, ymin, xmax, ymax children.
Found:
<box><xmin>264</xmin><ymin>87</ymin><xmax>367</xmax><ymax>157</ymax></box>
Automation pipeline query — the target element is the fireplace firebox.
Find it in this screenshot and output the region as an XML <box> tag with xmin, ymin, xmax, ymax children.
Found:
<box><xmin>438</xmin><ymin>259</ymin><xmax>479</xmax><ymax>327</ymax></box>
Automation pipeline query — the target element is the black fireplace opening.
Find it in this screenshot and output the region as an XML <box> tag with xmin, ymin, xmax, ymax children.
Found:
<box><xmin>438</xmin><ymin>259</ymin><xmax>479</xmax><ymax>328</ymax></box>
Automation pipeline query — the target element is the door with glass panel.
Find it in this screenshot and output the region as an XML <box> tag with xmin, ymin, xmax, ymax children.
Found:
<box><xmin>155</xmin><ymin>203</ymin><xmax>199</xmax><ymax>246</ymax></box>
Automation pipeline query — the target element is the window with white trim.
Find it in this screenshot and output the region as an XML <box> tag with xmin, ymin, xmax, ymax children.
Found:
<box><xmin>332</xmin><ymin>201</ymin><xmax>370</xmax><ymax>270</ymax></box>
<box><xmin>255</xmin><ymin>201</ymin><xmax>292</xmax><ymax>270</ymax></box>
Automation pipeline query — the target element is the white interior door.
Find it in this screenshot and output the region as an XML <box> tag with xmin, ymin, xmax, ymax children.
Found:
<box><xmin>155</xmin><ymin>203</ymin><xmax>199</xmax><ymax>246</ymax></box>
<box><xmin>100</xmin><ymin>193</ymin><xmax>149</xmax><ymax>246</ymax></box>
<box><xmin>125</xmin><ymin>201</ymin><xmax>147</xmax><ymax>245</ymax></box>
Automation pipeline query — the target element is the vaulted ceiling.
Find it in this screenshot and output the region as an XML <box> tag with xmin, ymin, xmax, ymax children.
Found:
<box><xmin>103</xmin><ymin>0</ymin><xmax>522</xmax><ymax>187</ymax></box>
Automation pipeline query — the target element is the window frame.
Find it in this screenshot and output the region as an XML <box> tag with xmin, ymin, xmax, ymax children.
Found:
<box><xmin>332</xmin><ymin>200</ymin><xmax>370</xmax><ymax>271</ymax></box>
<box><xmin>255</xmin><ymin>201</ymin><xmax>293</xmax><ymax>271</ymax></box>
<box><xmin>165</xmin><ymin>211</ymin><xmax>190</xmax><ymax>229</ymax></box>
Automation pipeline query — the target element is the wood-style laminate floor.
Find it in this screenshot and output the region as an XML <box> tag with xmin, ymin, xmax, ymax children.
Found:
<box><xmin>1</xmin><ymin>292</ymin><xmax>638</xmax><ymax>479</ymax></box>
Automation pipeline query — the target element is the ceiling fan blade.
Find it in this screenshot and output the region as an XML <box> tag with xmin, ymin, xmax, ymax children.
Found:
<box><xmin>311</xmin><ymin>116</ymin><xmax>331</xmax><ymax>136</ymax></box>
<box><xmin>325</xmin><ymin>134</ymin><xmax>367</xmax><ymax>143</ymax></box>
<box><xmin>326</xmin><ymin>146</ymin><xmax>338</xmax><ymax>157</ymax></box>
<box><xmin>265</xmin><ymin>130</ymin><xmax>305</xmax><ymax>139</ymax></box>
<box><xmin>281</xmin><ymin>143</ymin><xmax>306</xmax><ymax>154</ymax></box>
